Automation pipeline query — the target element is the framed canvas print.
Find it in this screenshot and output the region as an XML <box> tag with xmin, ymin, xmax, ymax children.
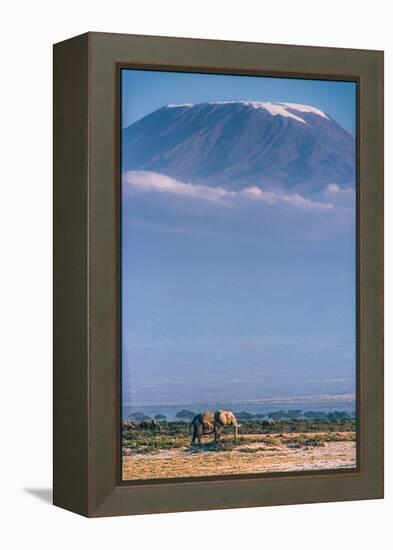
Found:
<box><xmin>53</xmin><ymin>32</ymin><xmax>383</xmax><ymax>517</ymax></box>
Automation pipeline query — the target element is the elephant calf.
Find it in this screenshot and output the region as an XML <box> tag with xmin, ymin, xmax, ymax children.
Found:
<box><xmin>189</xmin><ymin>410</ymin><xmax>241</xmax><ymax>445</ymax></box>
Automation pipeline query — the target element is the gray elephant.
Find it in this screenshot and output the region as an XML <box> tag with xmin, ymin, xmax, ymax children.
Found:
<box><xmin>139</xmin><ymin>419</ymin><xmax>161</xmax><ymax>431</ymax></box>
<box><xmin>189</xmin><ymin>410</ymin><xmax>241</xmax><ymax>445</ymax></box>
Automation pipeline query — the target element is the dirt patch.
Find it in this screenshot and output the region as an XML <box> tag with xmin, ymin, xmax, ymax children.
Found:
<box><xmin>122</xmin><ymin>432</ymin><xmax>356</xmax><ymax>480</ymax></box>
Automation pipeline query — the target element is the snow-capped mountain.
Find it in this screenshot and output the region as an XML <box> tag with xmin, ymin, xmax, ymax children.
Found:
<box><xmin>122</xmin><ymin>101</ymin><xmax>355</xmax><ymax>194</ymax></box>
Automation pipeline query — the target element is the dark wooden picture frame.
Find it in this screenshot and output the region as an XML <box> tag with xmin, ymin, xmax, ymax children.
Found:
<box><xmin>53</xmin><ymin>32</ymin><xmax>383</xmax><ymax>517</ymax></box>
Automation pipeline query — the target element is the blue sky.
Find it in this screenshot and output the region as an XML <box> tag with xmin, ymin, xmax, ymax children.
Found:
<box><xmin>121</xmin><ymin>69</ymin><xmax>356</xmax><ymax>407</ymax></box>
<box><xmin>122</xmin><ymin>69</ymin><xmax>356</xmax><ymax>135</ymax></box>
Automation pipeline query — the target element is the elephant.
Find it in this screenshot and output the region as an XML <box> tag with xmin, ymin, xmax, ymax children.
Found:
<box><xmin>123</xmin><ymin>421</ymin><xmax>137</xmax><ymax>430</ymax></box>
<box><xmin>189</xmin><ymin>410</ymin><xmax>241</xmax><ymax>445</ymax></box>
<box><xmin>139</xmin><ymin>419</ymin><xmax>161</xmax><ymax>431</ymax></box>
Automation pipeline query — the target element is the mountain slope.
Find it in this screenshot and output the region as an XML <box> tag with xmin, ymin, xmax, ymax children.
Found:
<box><xmin>122</xmin><ymin>101</ymin><xmax>355</xmax><ymax>194</ymax></box>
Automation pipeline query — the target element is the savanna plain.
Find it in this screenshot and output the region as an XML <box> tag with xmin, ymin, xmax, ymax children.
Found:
<box><xmin>122</xmin><ymin>414</ymin><xmax>356</xmax><ymax>480</ymax></box>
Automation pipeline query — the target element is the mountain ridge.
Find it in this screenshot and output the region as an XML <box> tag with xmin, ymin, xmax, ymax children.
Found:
<box><xmin>122</xmin><ymin>101</ymin><xmax>355</xmax><ymax>195</ymax></box>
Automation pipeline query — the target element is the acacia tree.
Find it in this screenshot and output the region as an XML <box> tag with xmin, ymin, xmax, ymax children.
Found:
<box><xmin>175</xmin><ymin>409</ymin><xmax>196</xmax><ymax>421</ymax></box>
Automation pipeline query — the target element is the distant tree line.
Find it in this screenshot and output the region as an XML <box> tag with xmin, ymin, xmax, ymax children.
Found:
<box><xmin>175</xmin><ymin>409</ymin><xmax>196</xmax><ymax>420</ymax></box>
<box><xmin>228</xmin><ymin>410</ymin><xmax>354</xmax><ymax>421</ymax></box>
<box><xmin>128</xmin><ymin>412</ymin><xmax>167</xmax><ymax>421</ymax></box>
<box><xmin>128</xmin><ymin>409</ymin><xmax>355</xmax><ymax>422</ymax></box>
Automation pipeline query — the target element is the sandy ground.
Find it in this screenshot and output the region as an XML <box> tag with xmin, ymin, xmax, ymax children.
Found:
<box><xmin>122</xmin><ymin>433</ymin><xmax>356</xmax><ymax>480</ymax></box>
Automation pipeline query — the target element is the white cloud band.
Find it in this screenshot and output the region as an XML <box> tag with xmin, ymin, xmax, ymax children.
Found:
<box><xmin>122</xmin><ymin>170</ymin><xmax>334</xmax><ymax>211</ymax></box>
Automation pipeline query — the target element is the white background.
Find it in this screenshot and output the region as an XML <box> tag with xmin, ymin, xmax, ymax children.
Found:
<box><xmin>0</xmin><ymin>1</ymin><xmax>390</xmax><ymax>548</ymax></box>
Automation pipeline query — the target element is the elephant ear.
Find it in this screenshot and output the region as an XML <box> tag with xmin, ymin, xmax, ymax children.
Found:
<box><xmin>217</xmin><ymin>410</ymin><xmax>228</xmax><ymax>426</ymax></box>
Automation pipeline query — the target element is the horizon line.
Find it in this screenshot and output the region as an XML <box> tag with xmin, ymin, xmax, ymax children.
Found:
<box><xmin>122</xmin><ymin>392</ymin><xmax>356</xmax><ymax>408</ymax></box>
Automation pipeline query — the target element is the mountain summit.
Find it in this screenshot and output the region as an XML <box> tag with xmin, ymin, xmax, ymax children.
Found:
<box><xmin>122</xmin><ymin>101</ymin><xmax>355</xmax><ymax>194</ymax></box>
